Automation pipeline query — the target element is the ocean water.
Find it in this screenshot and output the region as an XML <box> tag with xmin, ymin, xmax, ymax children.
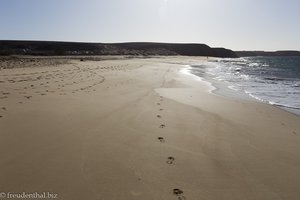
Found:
<box><xmin>190</xmin><ymin>56</ymin><xmax>300</xmax><ymax>115</ymax></box>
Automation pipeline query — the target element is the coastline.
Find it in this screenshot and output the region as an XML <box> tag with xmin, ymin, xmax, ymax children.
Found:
<box><xmin>187</xmin><ymin>61</ymin><xmax>300</xmax><ymax>116</ymax></box>
<box><xmin>0</xmin><ymin>56</ymin><xmax>300</xmax><ymax>200</ymax></box>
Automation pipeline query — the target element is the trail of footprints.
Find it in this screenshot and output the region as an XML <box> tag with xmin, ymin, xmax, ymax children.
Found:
<box><xmin>0</xmin><ymin>63</ymin><xmax>131</xmax><ymax>99</ymax></box>
<box><xmin>0</xmin><ymin>63</ymin><xmax>131</xmax><ymax>120</ymax></box>
<box><xmin>155</xmin><ymin>95</ymin><xmax>186</xmax><ymax>200</ymax></box>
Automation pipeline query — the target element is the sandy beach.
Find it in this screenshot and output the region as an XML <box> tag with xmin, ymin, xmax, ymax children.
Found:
<box><xmin>0</xmin><ymin>56</ymin><xmax>299</xmax><ymax>200</ymax></box>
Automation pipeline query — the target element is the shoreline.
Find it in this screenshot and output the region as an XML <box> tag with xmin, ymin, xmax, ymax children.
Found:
<box><xmin>0</xmin><ymin>56</ymin><xmax>300</xmax><ymax>200</ymax></box>
<box><xmin>186</xmin><ymin>62</ymin><xmax>300</xmax><ymax>116</ymax></box>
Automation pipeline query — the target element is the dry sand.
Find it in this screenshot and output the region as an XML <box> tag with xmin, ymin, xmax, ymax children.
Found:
<box><xmin>0</xmin><ymin>56</ymin><xmax>299</xmax><ymax>200</ymax></box>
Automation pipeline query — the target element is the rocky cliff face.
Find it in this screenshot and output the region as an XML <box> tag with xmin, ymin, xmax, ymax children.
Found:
<box><xmin>0</xmin><ymin>41</ymin><xmax>238</xmax><ymax>58</ymax></box>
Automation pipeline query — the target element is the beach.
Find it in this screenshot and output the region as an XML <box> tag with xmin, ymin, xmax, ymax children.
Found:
<box><xmin>0</xmin><ymin>56</ymin><xmax>300</xmax><ymax>200</ymax></box>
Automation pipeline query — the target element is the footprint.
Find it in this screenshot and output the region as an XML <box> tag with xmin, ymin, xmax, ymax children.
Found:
<box><xmin>167</xmin><ymin>156</ymin><xmax>175</xmax><ymax>164</ymax></box>
<box><xmin>293</xmin><ymin>131</ymin><xmax>297</xmax><ymax>135</ymax></box>
<box><xmin>24</xmin><ymin>96</ymin><xmax>32</xmax><ymax>99</ymax></box>
<box><xmin>0</xmin><ymin>115</ymin><xmax>3</xmax><ymax>118</ymax></box>
<box><xmin>2</xmin><ymin>107</ymin><xmax>6</xmax><ymax>111</ymax></box>
<box><xmin>159</xmin><ymin>124</ymin><xmax>166</xmax><ymax>128</ymax></box>
<box><xmin>157</xmin><ymin>115</ymin><xmax>162</xmax><ymax>118</ymax></box>
<box><xmin>159</xmin><ymin>108</ymin><xmax>164</xmax><ymax>111</ymax></box>
<box><xmin>173</xmin><ymin>189</ymin><xmax>186</xmax><ymax>200</ymax></box>
<box><xmin>158</xmin><ymin>137</ymin><xmax>165</xmax><ymax>143</ymax></box>
<box><xmin>157</xmin><ymin>103</ymin><xmax>161</xmax><ymax>105</ymax></box>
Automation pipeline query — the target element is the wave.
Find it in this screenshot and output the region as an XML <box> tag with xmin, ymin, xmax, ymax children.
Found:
<box><xmin>191</xmin><ymin>56</ymin><xmax>300</xmax><ymax>116</ymax></box>
<box><xmin>270</xmin><ymin>102</ymin><xmax>300</xmax><ymax>110</ymax></box>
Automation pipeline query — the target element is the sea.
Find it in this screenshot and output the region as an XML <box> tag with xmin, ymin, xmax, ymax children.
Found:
<box><xmin>189</xmin><ymin>56</ymin><xmax>300</xmax><ymax>116</ymax></box>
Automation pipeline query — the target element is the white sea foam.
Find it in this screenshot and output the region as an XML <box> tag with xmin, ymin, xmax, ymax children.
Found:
<box><xmin>189</xmin><ymin>57</ymin><xmax>300</xmax><ymax>115</ymax></box>
<box><xmin>180</xmin><ymin>65</ymin><xmax>216</xmax><ymax>92</ymax></box>
<box><xmin>228</xmin><ymin>85</ymin><xmax>239</xmax><ymax>91</ymax></box>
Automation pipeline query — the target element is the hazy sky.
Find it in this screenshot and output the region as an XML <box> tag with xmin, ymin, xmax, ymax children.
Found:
<box><xmin>1</xmin><ymin>0</ymin><xmax>299</xmax><ymax>51</ymax></box>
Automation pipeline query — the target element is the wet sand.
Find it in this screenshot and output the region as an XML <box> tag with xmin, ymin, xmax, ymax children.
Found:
<box><xmin>0</xmin><ymin>56</ymin><xmax>299</xmax><ymax>200</ymax></box>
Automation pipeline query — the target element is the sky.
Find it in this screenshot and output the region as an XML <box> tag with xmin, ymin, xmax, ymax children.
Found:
<box><xmin>0</xmin><ymin>0</ymin><xmax>299</xmax><ymax>51</ymax></box>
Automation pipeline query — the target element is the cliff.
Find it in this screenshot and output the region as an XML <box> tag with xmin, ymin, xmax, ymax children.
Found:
<box><xmin>0</xmin><ymin>41</ymin><xmax>238</xmax><ymax>58</ymax></box>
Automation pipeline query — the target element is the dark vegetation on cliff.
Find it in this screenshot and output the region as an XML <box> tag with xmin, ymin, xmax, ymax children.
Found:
<box><xmin>0</xmin><ymin>40</ymin><xmax>238</xmax><ymax>58</ymax></box>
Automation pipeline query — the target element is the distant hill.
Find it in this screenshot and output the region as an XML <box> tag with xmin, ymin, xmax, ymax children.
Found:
<box><xmin>0</xmin><ymin>41</ymin><xmax>238</xmax><ymax>58</ymax></box>
<box><xmin>236</xmin><ymin>51</ymin><xmax>300</xmax><ymax>57</ymax></box>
